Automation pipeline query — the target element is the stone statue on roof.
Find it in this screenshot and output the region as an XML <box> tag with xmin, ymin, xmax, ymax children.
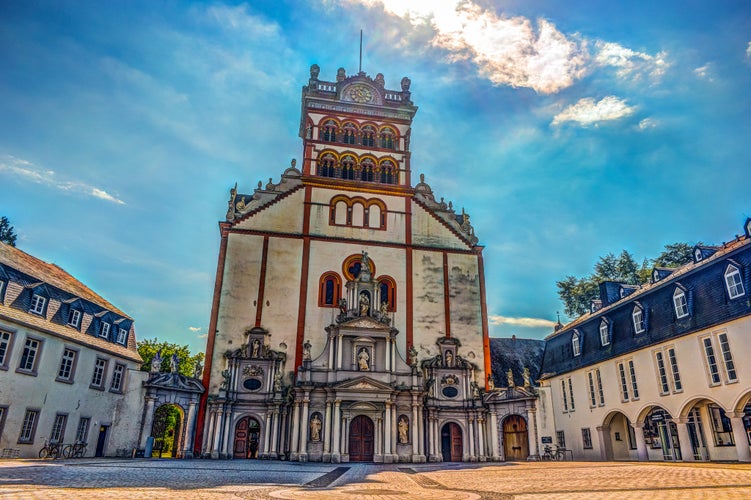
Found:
<box><xmin>150</xmin><ymin>350</ymin><xmax>162</xmax><ymax>374</ymax></box>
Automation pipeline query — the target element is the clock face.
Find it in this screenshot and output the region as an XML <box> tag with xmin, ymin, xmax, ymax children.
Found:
<box><xmin>348</xmin><ymin>85</ymin><xmax>373</xmax><ymax>103</ymax></box>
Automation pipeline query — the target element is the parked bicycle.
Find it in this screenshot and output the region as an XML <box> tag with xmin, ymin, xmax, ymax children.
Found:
<box><xmin>38</xmin><ymin>439</ymin><xmax>62</xmax><ymax>459</ymax></box>
<box><xmin>541</xmin><ymin>444</ymin><xmax>567</xmax><ymax>461</ymax></box>
<box><xmin>62</xmin><ymin>441</ymin><xmax>87</xmax><ymax>458</ymax></box>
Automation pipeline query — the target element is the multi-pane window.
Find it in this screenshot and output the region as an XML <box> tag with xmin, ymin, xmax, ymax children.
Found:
<box><xmin>673</xmin><ymin>288</ymin><xmax>688</xmax><ymax>318</ymax></box>
<box><xmin>599</xmin><ymin>320</ymin><xmax>610</xmax><ymax>346</ymax></box>
<box><xmin>655</xmin><ymin>351</ymin><xmax>670</xmax><ymax>394</ymax></box>
<box><xmin>618</xmin><ymin>362</ymin><xmax>630</xmax><ymax>401</ymax></box>
<box><xmin>632</xmin><ymin>306</ymin><xmax>645</xmax><ymax>334</ymax></box>
<box><xmin>0</xmin><ymin>331</ymin><xmax>12</xmax><ymax>368</ymax></box>
<box><xmin>709</xmin><ymin>406</ymin><xmax>735</xmax><ymax>446</ymax></box>
<box><xmin>702</xmin><ymin>337</ymin><xmax>721</xmax><ymax>385</ymax></box>
<box><xmin>560</xmin><ymin>379</ymin><xmax>569</xmax><ymax>411</ymax></box>
<box><xmin>50</xmin><ymin>414</ymin><xmax>67</xmax><ymax>443</ymax></box>
<box><xmin>596</xmin><ymin>369</ymin><xmax>605</xmax><ymax>405</ymax></box>
<box><xmin>556</xmin><ymin>431</ymin><xmax>566</xmax><ymax>448</ymax></box>
<box><xmin>19</xmin><ymin>409</ymin><xmax>39</xmax><ymax>443</ymax></box>
<box><xmin>628</xmin><ymin>360</ymin><xmax>640</xmax><ymax>399</ymax></box>
<box><xmin>0</xmin><ymin>406</ymin><xmax>7</xmax><ymax>439</ymax></box>
<box><xmin>57</xmin><ymin>348</ymin><xmax>77</xmax><ymax>381</ymax></box>
<box><xmin>581</xmin><ymin>428</ymin><xmax>593</xmax><ymax>449</ymax></box>
<box><xmin>18</xmin><ymin>338</ymin><xmax>40</xmax><ymax>372</ymax></box>
<box><xmin>568</xmin><ymin>378</ymin><xmax>575</xmax><ymax>410</ymax></box>
<box><xmin>76</xmin><ymin>417</ymin><xmax>90</xmax><ymax>443</ymax></box>
<box><xmin>29</xmin><ymin>294</ymin><xmax>46</xmax><ymax>315</ymax></box>
<box><xmin>571</xmin><ymin>331</ymin><xmax>581</xmax><ymax>357</ymax></box>
<box><xmin>99</xmin><ymin>322</ymin><xmax>110</xmax><ymax>338</ymax></box>
<box><xmin>718</xmin><ymin>333</ymin><xmax>737</xmax><ymax>382</ymax></box>
<box><xmin>587</xmin><ymin>371</ymin><xmax>597</xmax><ymax>407</ymax></box>
<box><xmin>91</xmin><ymin>358</ymin><xmax>107</xmax><ymax>388</ymax></box>
<box><xmin>117</xmin><ymin>328</ymin><xmax>128</xmax><ymax>345</ymax></box>
<box><xmin>587</xmin><ymin>369</ymin><xmax>605</xmax><ymax>407</ymax></box>
<box><xmin>724</xmin><ymin>265</ymin><xmax>745</xmax><ymax>299</ymax></box>
<box><xmin>667</xmin><ymin>348</ymin><xmax>682</xmax><ymax>391</ymax></box>
<box><xmin>110</xmin><ymin>363</ymin><xmax>125</xmax><ymax>392</ymax></box>
<box><xmin>67</xmin><ymin>309</ymin><xmax>81</xmax><ymax>328</ymax></box>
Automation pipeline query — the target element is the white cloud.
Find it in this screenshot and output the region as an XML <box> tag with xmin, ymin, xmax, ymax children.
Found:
<box><xmin>188</xmin><ymin>326</ymin><xmax>202</xmax><ymax>332</ymax></box>
<box><xmin>638</xmin><ymin>118</ymin><xmax>657</xmax><ymax>130</ymax></box>
<box><xmin>552</xmin><ymin>96</ymin><xmax>636</xmax><ymax>126</ymax></box>
<box><xmin>694</xmin><ymin>63</ymin><xmax>714</xmax><ymax>81</ymax></box>
<box><xmin>747</xmin><ymin>41</ymin><xmax>751</xmax><ymax>60</ymax></box>
<box><xmin>197</xmin><ymin>333</ymin><xmax>209</xmax><ymax>339</ymax></box>
<box><xmin>594</xmin><ymin>41</ymin><xmax>669</xmax><ymax>82</ymax></box>
<box><xmin>488</xmin><ymin>315</ymin><xmax>556</xmax><ymax>328</ymax></box>
<box><xmin>0</xmin><ymin>155</ymin><xmax>125</xmax><ymax>204</ymax></box>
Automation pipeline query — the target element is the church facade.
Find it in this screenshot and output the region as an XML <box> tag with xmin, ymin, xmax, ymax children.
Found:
<box><xmin>196</xmin><ymin>64</ymin><xmax>509</xmax><ymax>463</ymax></box>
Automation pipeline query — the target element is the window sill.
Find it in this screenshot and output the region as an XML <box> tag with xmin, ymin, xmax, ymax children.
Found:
<box><xmin>108</xmin><ymin>388</ymin><xmax>124</xmax><ymax>395</ymax></box>
<box><xmin>89</xmin><ymin>384</ymin><xmax>105</xmax><ymax>391</ymax></box>
<box><xmin>55</xmin><ymin>377</ymin><xmax>74</xmax><ymax>385</ymax></box>
<box><xmin>15</xmin><ymin>368</ymin><xmax>38</xmax><ymax>377</ymax></box>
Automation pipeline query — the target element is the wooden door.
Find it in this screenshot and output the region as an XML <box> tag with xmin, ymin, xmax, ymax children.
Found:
<box><xmin>503</xmin><ymin>415</ymin><xmax>529</xmax><ymax>461</ymax></box>
<box><xmin>233</xmin><ymin>417</ymin><xmax>260</xmax><ymax>459</ymax></box>
<box><xmin>441</xmin><ymin>423</ymin><xmax>463</xmax><ymax>462</ymax></box>
<box><xmin>349</xmin><ymin>415</ymin><xmax>374</xmax><ymax>462</ymax></box>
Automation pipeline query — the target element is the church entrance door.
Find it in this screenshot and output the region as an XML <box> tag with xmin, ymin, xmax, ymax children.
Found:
<box><xmin>441</xmin><ymin>422</ymin><xmax>463</xmax><ymax>461</ymax></box>
<box><xmin>233</xmin><ymin>416</ymin><xmax>261</xmax><ymax>459</ymax></box>
<box><xmin>349</xmin><ymin>415</ymin><xmax>374</xmax><ymax>462</ymax></box>
<box><xmin>503</xmin><ymin>415</ymin><xmax>529</xmax><ymax>461</ymax></box>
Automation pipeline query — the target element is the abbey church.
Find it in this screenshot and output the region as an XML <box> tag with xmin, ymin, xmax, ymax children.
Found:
<box><xmin>194</xmin><ymin>64</ymin><xmax>536</xmax><ymax>463</ymax></box>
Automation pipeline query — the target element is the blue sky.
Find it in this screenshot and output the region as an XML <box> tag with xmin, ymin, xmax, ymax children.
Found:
<box><xmin>1</xmin><ymin>1</ymin><xmax>750</xmax><ymax>355</ymax></box>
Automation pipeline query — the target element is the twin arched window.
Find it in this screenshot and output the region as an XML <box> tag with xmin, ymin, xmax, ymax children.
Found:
<box><xmin>329</xmin><ymin>196</ymin><xmax>386</xmax><ymax>229</ymax></box>
<box><xmin>315</xmin><ymin>119</ymin><xmax>398</xmax><ymax>150</ymax></box>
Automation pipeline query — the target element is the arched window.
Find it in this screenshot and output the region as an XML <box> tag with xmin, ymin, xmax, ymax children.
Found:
<box><xmin>378</xmin><ymin>276</ymin><xmax>397</xmax><ymax>312</ymax></box>
<box><xmin>379</xmin><ymin>160</ymin><xmax>396</xmax><ymax>184</ymax></box>
<box><xmin>724</xmin><ymin>264</ymin><xmax>745</xmax><ymax>299</ymax></box>
<box><xmin>673</xmin><ymin>288</ymin><xmax>688</xmax><ymax>318</ymax></box>
<box><xmin>351</xmin><ymin>202</ymin><xmax>365</xmax><ymax>227</ymax></box>
<box><xmin>343</xmin><ymin>254</ymin><xmax>376</xmax><ymax>281</ymax></box>
<box><xmin>317</xmin><ymin>153</ymin><xmax>336</xmax><ymax>178</ymax></box>
<box><xmin>368</xmin><ymin>203</ymin><xmax>381</xmax><ymax>228</ymax></box>
<box><xmin>571</xmin><ymin>330</ymin><xmax>581</xmax><ymax>357</ymax></box>
<box><xmin>342</xmin><ymin>123</ymin><xmax>357</xmax><ymax>145</ymax></box>
<box><xmin>632</xmin><ymin>306</ymin><xmax>645</xmax><ymax>334</ymax></box>
<box><xmin>360</xmin><ymin>158</ymin><xmax>375</xmax><ymax>182</ymax></box>
<box><xmin>380</xmin><ymin>127</ymin><xmax>396</xmax><ymax>149</ymax></box>
<box><xmin>321</xmin><ymin>120</ymin><xmax>337</xmax><ymax>142</ymax></box>
<box><xmin>319</xmin><ymin>272</ymin><xmax>342</xmax><ymax>307</ymax></box>
<box><xmin>332</xmin><ymin>199</ymin><xmax>348</xmax><ymax>225</ymax></box>
<box><xmin>340</xmin><ymin>155</ymin><xmax>356</xmax><ymax>180</ymax></box>
<box><xmin>599</xmin><ymin>319</ymin><xmax>610</xmax><ymax>346</ymax></box>
<box><xmin>361</xmin><ymin>126</ymin><xmax>375</xmax><ymax>147</ymax></box>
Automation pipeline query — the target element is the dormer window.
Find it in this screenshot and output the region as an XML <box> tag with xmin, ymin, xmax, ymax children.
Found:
<box><xmin>100</xmin><ymin>322</ymin><xmax>111</xmax><ymax>338</ymax></box>
<box><xmin>67</xmin><ymin>309</ymin><xmax>81</xmax><ymax>328</ymax></box>
<box><xmin>653</xmin><ymin>269</ymin><xmax>660</xmax><ymax>282</ymax></box>
<box><xmin>29</xmin><ymin>294</ymin><xmax>46</xmax><ymax>315</ymax></box>
<box><xmin>694</xmin><ymin>248</ymin><xmax>703</xmax><ymax>262</ymax></box>
<box><xmin>117</xmin><ymin>328</ymin><xmax>128</xmax><ymax>345</ymax></box>
<box><xmin>673</xmin><ymin>288</ymin><xmax>689</xmax><ymax>319</ymax></box>
<box><xmin>599</xmin><ymin>319</ymin><xmax>610</xmax><ymax>346</ymax></box>
<box><xmin>572</xmin><ymin>330</ymin><xmax>581</xmax><ymax>357</ymax></box>
<box><xmin>725</xmin><ymin>264</ymin><xmax>744</xmax><ymax>299</ymax></box>
<box><xmin>632</xmin><ymin>306</ymin><xmax>645</xmax><ymax>334</ymax></box>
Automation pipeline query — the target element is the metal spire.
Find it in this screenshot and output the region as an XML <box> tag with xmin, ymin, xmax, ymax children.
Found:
<box><xmin>359</xmin><ymin>29</ymin><xmax>363</xmax><ymax>73</ymax></box>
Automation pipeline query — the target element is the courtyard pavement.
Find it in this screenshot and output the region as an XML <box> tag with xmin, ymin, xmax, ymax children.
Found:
<box><xmin>2</xmin><ymin>458</ymin><xmax>751</xmax><ymax>499</ymax></box>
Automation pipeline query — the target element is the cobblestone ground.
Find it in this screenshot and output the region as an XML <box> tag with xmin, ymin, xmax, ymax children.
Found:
<box><xmin>2</xmin><ymin>459</ymin><xmax>751</xmax><ymax>499</ymax></box>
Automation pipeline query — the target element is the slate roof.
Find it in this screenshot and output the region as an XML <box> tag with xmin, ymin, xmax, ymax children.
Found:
<box><xmin>489</xmin><ymin>336</ymin><xmax>545</xmax><ymax>388</ymax></box>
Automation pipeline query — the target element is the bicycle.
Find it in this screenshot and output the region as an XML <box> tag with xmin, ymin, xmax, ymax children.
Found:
<box><xmin>38</xmin><ymin>439</ymin><xmax>62</xmax><ymax>459</ymax></box>
<box><xmin>62</xmin><ymin>441</ymin><xmax>87</xmax><ymax>458</ymax></box>
<box><xmin>542</xmin><ymin>444</ymin><xmax>557</xmax><ymax>460</ymax></box>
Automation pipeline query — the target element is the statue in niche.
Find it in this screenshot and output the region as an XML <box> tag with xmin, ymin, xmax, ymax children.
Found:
<box><xmin>359</xmin><ymin>251</ymin><xmax>372</xmax><ymax>282</ymax></box>
<box><xmin>507</xmin><ymin>368</ymin><xmax>515</xmax><ymax>388</ymax></box>
<box><xmin>358</xmin><ymin>348</ymin><xmax>370</xmax><ymax>371</ymax></box>
<box><xmin>150</xmin><ymin>350</ymin><xmax>162</xmax><ymax>374</ymax></box>
<box><xmin>310</xmin><ymin>414</ymin><xmax>322</xmax><ymax>442</ymax></box>
<box><xmin>487</xmin><ymin>374</ymin><xmax>495</xmax><ymax>391</ymax></box>
<box><xmin>380</xmin><ymin>300</ymin><xmax>389</xmax><ymax>316</ymax></box>
<box><xmin>251</xmin><ymin>339</ymin><xmax>261</xmax><ymax>358</ymax></box>
<box><xmin>523</xmin><ymin>367</ymin><xmax>532</xmax><ymax>388</ymax></box>
<box><xmin>302</xmin><ymin>340</ymin><xmax>312</xmax><ymax>361</ymax></box>
<box><xmin>170</xmin><ymin>353</ymin><xmax>179</xmax><ymax>373</ymax></box>
<box><xmin>445</xmin><ymin>350</ymin><xmax>454</xmax><ymax>367</ymax></box>
<box><xmin>408</xmin><ymin>345</ymin><xmax>418</xmax><ymax>368</ymax></box>
<box><xmin>359</xmin><ymin>292</ymin><xmax>370</xmax><ymax>316</ymax></box>
<box><xmin>398</xmin><ymin>416</ymin><xmax>409</xmax><ymax>444</ymax></box>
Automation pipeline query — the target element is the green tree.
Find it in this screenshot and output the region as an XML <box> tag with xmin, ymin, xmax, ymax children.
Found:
<box><xmin>0</xmin><ymin>216</ymin><xmax>18</xmax><ymax>246</ymax></box>
<box><xmin>137</xmin><ymin>338</ymin><xmax>204</xmax><ymax>377</ymax></box>
<box><xmin>653</xmin><ymin>242</ymin><xmax>697</xmax><ymax>268</ymax></box>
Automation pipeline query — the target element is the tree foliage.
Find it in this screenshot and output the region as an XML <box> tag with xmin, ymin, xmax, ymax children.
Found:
<box><xmin>0</xmin><ymin>216</ymin><xmax>18</xmax><ymax>247</ymax></box>
<box><xmin>556</xmin><ymin>243</ymin><xmax>696</xmax><ymax>318</ymax></box>
<box><xmin>137</xmin><ymin>338</ymin><xmax>204</xmax><ymax>378</ymax></box>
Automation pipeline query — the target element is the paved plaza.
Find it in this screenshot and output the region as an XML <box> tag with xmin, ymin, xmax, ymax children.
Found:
<box><xmin>2</xmin><ymin>458</ymin><xmax>751</xmax><ymax>499</ymax></box>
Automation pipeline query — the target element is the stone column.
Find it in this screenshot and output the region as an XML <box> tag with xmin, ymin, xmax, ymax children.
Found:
<box><xmin>221</xmin><ymin>407</ymin><xmax>233</xmax><ymax>458</ymax></box>
<box><xmin>468</xmin><ymin>416</ymin><xmax>475</xmax><ymax>461</ymax></box>
<box><xmin>729</xmin><ymin>414</ymin><xmax>751</xmax><ymax>462</ymax></box>
<box><xmin>323</xmin><ymin>399</ymin><xmax>333</xmax><ymax>461</ymax></box>
<box><xmin>336</xmin><ymin>334</ymin><xmax>343</xmax><ymax>370</ymax></box>
<box><xmin>279</xmin><ymin>407</ymin><xmax>288</xmax><ymax>457</ymax></box>
<box><xmin>526</xmin><ymin>407</ymin><xmax>539</xmax><ymax>458</ymax></box>
<box><xmin>490</xmin><ymin>412</ymin><xmax>500</xmax><ymax>460</ymax></box>
<box><xmin>375</xmin><ymin>416</ymin><xmax>382</xmax><ymax>461</ymax></box>
<box><xmin>477</xmin><ymin>415</ymin><xmax>486</xmax><ymax>461</ymax></box>
<box><xmin>212</xmin><ymin>408</ymin><xmax>224</xmax><ymax>459</ymax></box>
<box><xmin>384</xmin><ymin>401</ymin><xmax>392</xmax><ymax>459</ymax></box>
<box><xmin>417</xmin><ymin>405</ymin><xmax>425</xmax><ymax>459</ymax></box>
<box><xmin>672</xmin><ymin>418</ymin><xmax>694</xmax><ymax>462</ymax></box>
<box><xmin>392</xmin><ymin>403</ymin><xmax>398</xmax><ymax>458</ymax></box>
<box><xmin>270</xmin><ymin>407</ymin><xmax>280</xmax><ymax>458</ymax></box>
<box><xmin>385</xmin><ymin>338</ymin><xmax>391</xmax><ymax>372</ymax></box>
<box><xmin>203</xmin><ymin>409</ymin><xmax>215</xmax><ymax>456</ymax></box>
<box><xmin>262</xmin><ymin>410</ymin><xmax>273</xmax><ymax>458</ymax></box>
<box><xmin>299</xmin><ymin>393</ymin><xmax>310</xmax><ymax>461</ymax></box>
<box><xmin>332</xmin><ymin>400</ymin><xmax>342</xmax><ymax>462</ymax></box>
<box><xmin>596</xmin><ymin>425</ymin><xmax>612</xmax><ymax>461</ymax></box>
<box><xmin>183</xmin><ymin>401</ymin><xmax>198</xmax><ymax>458</ymax></box>
<box><xmin>290</xmin><ymin>401</ymin><xmax>300</xmax><ymax>461</ymax></box>
<box><xmin>139</xmin><ymin>396</ymin><xmax>156</xmax><ymax>449</ymax></box>
<box><xmin>633</xmin><ymin>423</ymin><xmax>648</xmax><ymax>461</ymax></box>
<box><xmin>411</xmin><ymin>399</ymin><xmax>419</xmax><ymax>458</ymax></box>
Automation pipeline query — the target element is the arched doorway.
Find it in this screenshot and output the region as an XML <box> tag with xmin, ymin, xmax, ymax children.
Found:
<box><xmin>441</xmin><ymin>422</ymin><xmax>463</xmax><ymax>462</ymax></box>
<box><xmin>502</xmin><ymin>415</ymin><xmax>529</xmax><ymax>461</ymax></box>
<box><xmin>151</xmin><ymin>404</ymin><xmax>183</xmax><ymax>458</ymax></box>
<box><xmin>233</xmin><ymin>416</ymin><xmax>261</xmax><ymax>459</ymax></box>
<box><xmin>349</xmin><ymin>415</ymin><xmax>374</xmax><ymax>462</ymax></box>
<box><xmin>602</xmin><ymin>410</ymin><xmax>637</xmax><ymax>461</ymax></box>
<box><xmin>643</xmin><ymin>407</ymin><xmax>681</xmax><ymax>461</ymax></box>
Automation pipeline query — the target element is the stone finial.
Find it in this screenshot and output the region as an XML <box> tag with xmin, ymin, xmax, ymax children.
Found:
<box><xmin>523</xmin><ymin>367</ymin><xmax>532</xmax><ymax>388</ymax></box>
<box><xmin>420</xmin><ymin>173</ymin><xmax>425</xmax><ymax>183</ymax></box>
<box><xmin>375</xmin><ymin>73</ymin><xmax>385</xmax><ymax>87</ymax></box>
<box><xmin>337</xmin><ymin>67</ymin><xmax>346</xmax><ymax>82</ymax></box>
<box><xmin>291</xmin><ymin>158</ymin><xmax>296</xmax><ymax>168</ymax></box>
<box><xmin>310</xmin><ymin>64</ymin><xmax>320</xmax><ymax>80</ymax></box>
<box><xmin>401</xmin><ymin>76</ymin><xmax>411</xmax><ymax>91</ymax></box>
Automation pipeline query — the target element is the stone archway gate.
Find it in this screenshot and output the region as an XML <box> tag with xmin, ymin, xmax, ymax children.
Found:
<box><xmin>140</xmin><ymin>372</ymin><xmax>205</xmax><ymax>458</ymax></box>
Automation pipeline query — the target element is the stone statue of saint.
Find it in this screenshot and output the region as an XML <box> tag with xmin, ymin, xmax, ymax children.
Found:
<box><xmin>251</xmin><ymin>339</ymin><xmax>260</xmax><ymax>358</ymax></box>
<box><xmin>273</xmin><ymin>372</ymin><xmax>282</xmax><ymax>392</ymax></box>
<box><xmin>358</xmin><ymin>348</ymin><xmax>370</xmax><ymax>371</ymax></box>
<box><xmin>226</xmin><ymin>183</ymin><xmax>237</xmax><ymax>221</ymax></box>
<box><xmin>380</xmin><ymin>300</ymin><xmax>389</xmax><ymax>316</ymax></box>
<box><xmin>523</xmin><ymin>367</ymin><xmax>532</xmax><ymax>388</ymax></box>
<box><xmin>359</xmin><ymin>292</ymin><xmax>370</xmax><ymax>316</ymax></box>
<box><xmin>487</xmin><ymin>373</ymin><xmax>495</xmax><ymax>391</ymax></box>
<box><xmin>170</xmin><ymin>353</ymin><xmax>179</xmax><ymax>373</ymax></box>
<box><xmin>193</xmin><ymin>360</ymin><xmax>203</xmax><ymax>379</ymax></box>
<box><xmin>507</xmin><ymin>368</ymin><xmax>515</xmax><ymax>388</ymax></box>
<box><xmin>398</xmin><ymin>416</ymin><xmax>409</xmax><ymax>444</ymax></box>
<box><xmin>220</xmin><ymin>369</ymin><xmax>231</xmax><ymax>390</ymax></box>
<box><xmin>338</xmin><ymin>297</ymin><xmax>347</xmax><ymax>315</ymax></box>
<box><xmin>408</xmin><ymin>345</ymin><xmax>418</xmax><ymax>367</ymax></box>
<box><xmin>445</xmin><ymin>350</ymin><xmax>454</xmax><ymax>367</ymax></box>
<box><xmin>150</xmin><ymin>350</ymin><xmax>162</xmax><ymax>374</ymax></box>
<box><xmin>310</xmin><ymin>414</ymin><xmax>322</xmax><ymax>441</ymax></box>
<box><xmin>359</xmin><ymin>251</ymin><xmax>372</xmax><ymax>282</ymax></box>
<box><xmin>302</xmin><ymin>340</ymin><xmax>312</xmax><ymax>361</ymax></box>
